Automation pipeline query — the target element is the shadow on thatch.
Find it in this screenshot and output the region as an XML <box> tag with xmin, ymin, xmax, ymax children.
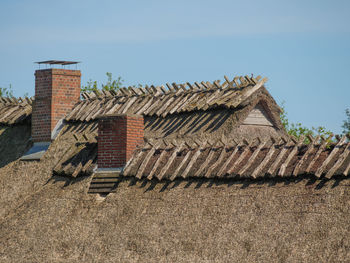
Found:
<box><xmin>82</xmin><ymin>175</ymin><xmax>350</xmax><ymax>194</ymax></box>
<box><xmin>0</xmin><ymin>125</ymin><xmax>32</xmax><ymax>168</ymax></box>
<box><xmin>46</xmin><ymin>174</ymin><xmax>92</xmax><ymax>187</ymax></box>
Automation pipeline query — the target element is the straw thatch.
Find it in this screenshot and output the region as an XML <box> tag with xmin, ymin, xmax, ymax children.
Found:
<box><xmin>0</xmin><ymin>97</ymin><xmax>33</xmax><ymax>125</ymax></box>
<box><xmin>122</xmin><ymin>135</ymin><xmax>350</xmax><ymax>181</ymax></box>
<box><xmin>65</xmin><ymin>75</ymin><xmax>269</xmax><ymax>122</ymax></box>
<box><xmin>1</xmin><ymin>74</ymin><xmax>350</xmax><ymax>262</ymax></box>
<box><xmin>0</xmin><ymin>124</ymin><xmax>31</xmax><ymax>168</ymax></box>
<box><xmin>1</xmin><ymin>165</ymin><xmax>350</xmax><ymax>262</ymax></box>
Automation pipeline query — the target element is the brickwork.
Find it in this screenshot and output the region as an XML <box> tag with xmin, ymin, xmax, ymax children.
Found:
<box><xmin>98</xmin><ymin>114</ymin><xmax>144</xmax><ymax>168</ymax></box>
<box><xmin>32</xmin><ymin>69</ymin><xmax>81</xmax><ymax>142</ymax></box>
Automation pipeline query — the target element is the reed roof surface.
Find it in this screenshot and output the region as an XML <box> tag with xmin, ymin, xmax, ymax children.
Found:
<box><xmin>66</xmin><ymin>75</ymin><xmax>270</xmax><ymax>122</ymax></box>
<box><xmin>0</xmin><ymin>97</ymin><xmax>33</xmax><ymax>125</ymax></box>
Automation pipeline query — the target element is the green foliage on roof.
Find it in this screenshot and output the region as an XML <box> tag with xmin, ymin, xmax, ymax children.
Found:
<box><xmin>81</xmin><ymin>72</ymin><xmax>123</xmax><ymax>94</ymax></box>
<box><xmin>280</xmin><ymin>101</ymin><xmax>333</xmax><ymax>143</ymax></box>
<box><xmin>0</xmin><ymin>84</ymin><xmax>14</xmax><ymax>98</ymax></box>
<box><xmin>342</xmin><ymin>108</ymin><xmax>350</xmax><ymax>135</ymax></box>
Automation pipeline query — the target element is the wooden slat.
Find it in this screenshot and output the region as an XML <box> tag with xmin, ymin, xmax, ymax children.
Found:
<box><xmin>135</xmin><ymin>143</ymin><xmax>161</xmax><ymax>179</ymax></box>
<box><xmin>161</xmin><ymin>94</ymin><xmax>186</xmax><ymax>117</ymax></box>
<box><xmin>237</xmin><ymin>141</ymin><xmax>267</xmax><ymax>176</ymax></box>
<box><xmin>169</xmin><ymin>93</ymin><xmax>191</xmax><ymax>114</ymax></box>
<box><xmin>180</xmin><ymin>141</ymin><xmax>207</xmax><ymax>178</ymax></box>
<box><xmin>343</xmin><ymin>157</ymin><xmax>350</xmax><ymax>176</ymax></box>
<box><xmin>157</xmin><ymin>142</ymin><xmax>185</xmax><ymax>180</ymax></box>
<box><xmin>278</xmin><ymin>136</ymin><xmax>304</xmax><ymax>177</ymax></box>
<box><xmin>316</xmin><ymin>136</ymin><xmax>347</xmax><ymax>178</ymax></box>
<box><xmin>85</xmin><ymin>100</ymin><xmax>105</xmax><ymax>122</ymax></box>
<box><xmin>204</xmin><ymin>146</ymin><xmax>226</xmax><ymax>178</ymax></box>
<box><xmin>121</xmin><ymin>96</ymin><xmax>138</xmax><ymax>114</ymax></box>
<box><xmin>123</xmin><ymin>148</ymin><xmax>148</xmax><ymax>176</ymax></box>
<box><xmin>326</xmin><ymin>143</ymin><xmax>350</xmax><ymax>178</ymax></box>
<box><xmin>217</xmin><ymin>146</ymin><xmax>240</xmax><ymax>177</ymax></box>
<box><xmin>175</xmin><ymin>93</ymin><xmax>199</xmax><ymax>113</ymax></box>
<box><xmin>143</xmin><ymin>96</ymin><xmax>165</xmax><ymax>115</ymax></box>
<box><xmin>226</xmin><ymin>144</ymin><xmax>252</xmax><ymax>176</ymax></box>
<box><xmin>65</xmin><ymin>101</ymin><xmax>85</xmax><ymax>121</ymax></box>
<box><xmin>251</xmin><ymin>143</ymin><xmax>277</xmax><ymax>178</ymax></box>
<box><xmin>230</xmin><ymin>78</ymin><xmax>267</xmax><ymax>108</ymax></box>
<box><xmin>147</xmin><ymin>147</ymin><xmax>169</xmax><ymax>180</ymax></box>
<box><xmin>305</xmin><ymin>137</ymin><xmax>331</xmax><ymax>173</ymax></box>
<box><xmin>79</xmin><ymin>99</ymin><xmax>101</xmax><ymax>121</ymax></box>
<box><xmin>169</xmin><ymin>149</ymin><xmax>192</xmax><ymax>181</ymax></box>
<box><xmin>155</xmin><ymin>95</ymin><xmax>176</xmax><ymax>116</ymax></box>
<box><xmin>193</xmin><ymin>147</ymin><xmax>216</xmax><ymax>177</ymax></box>
<box><xmin>292</xmin><ymin>136</ymin><xmax>320</xmax><ymax>176</ymax></box>
<box><xmin>134</xmin><ymin>96</ymin><xmax>154</xmax><ymax>115</ymax></box>
<box><xmin>267</xmin><ymin>142</ymin><xmax>292</xmax><ymax>176</ymax></box>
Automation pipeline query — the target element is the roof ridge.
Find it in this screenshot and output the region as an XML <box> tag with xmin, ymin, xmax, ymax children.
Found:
<box><xmin>0</xmin><ymin>96</ymin><xmax>34</xmax><ymax>105</ymax></box>
<box><xmin>80</xmin><ymin>75</ymin><xmax>265</xmax><ymax>100</ymax></box>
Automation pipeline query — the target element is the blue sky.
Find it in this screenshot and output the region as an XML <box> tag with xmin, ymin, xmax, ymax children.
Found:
<box><xmin>0</xmin><ymin>0</ymin><xmax>349</xmax><ymax>133</ymax></box>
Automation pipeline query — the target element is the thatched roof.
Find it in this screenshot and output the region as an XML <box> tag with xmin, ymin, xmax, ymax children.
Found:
<box><xmin>66</xmin><ymin>75</ymin><xmax>271</xmax><ymax>122</ymax></box>
<box><xmin>0</xmin><ymin>97</ymin><xmax>33</xmax><ymax>125</ymax></box>
<box><xmin>123</xmin><ymin>135</ymin><xmax>350</xmax><ymax>180</ymax></box>
<box><xmin>1</xmin><ymin>75</ymin><xmax>350</xmax><ymax>262</ymax></box>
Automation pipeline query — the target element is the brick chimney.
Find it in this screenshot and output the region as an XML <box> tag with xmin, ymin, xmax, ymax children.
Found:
<box><xmin>97</xmin><ymin>114</ymin><xmax>144</xmax><ymax>169</ymax></box>
<box><xmin>32</xmin><ymin>68</ymin><xmax>81</xmax><ymax>142</ymax></box>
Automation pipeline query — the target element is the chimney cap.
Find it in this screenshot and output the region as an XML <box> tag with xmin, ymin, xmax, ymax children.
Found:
<box><xmin>35</xmin><ymin>60</ymin><xmax>80</xmax><ymax>65</ymax></box>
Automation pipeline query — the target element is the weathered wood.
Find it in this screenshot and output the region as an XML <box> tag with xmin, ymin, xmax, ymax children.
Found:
<box><xmin>177</xmin><ymin>93</ymin><xmax>201</xmax><ymax>112</ymax></box>
<box><xmin>121</xmin><ymin>96</ymin><xmax>139</xmax><ymax>114</ymax></box>
<box><xmin>65</xmin><ymin>101</ymin><xmax>85</xmax><ymax>121</ymax></box>
<box><xmin>169</xmin><ymin>94</ymin><xmax>191</xmax><ymax>114</ymax></box>
<box><xmin>155</xmin><ymin>95</ymin><xmax>176</xmax><ymax>116</ymax></box>
<box><xmin>278</xmin><ymin>136</ymin><xmax>304</xmax><ymax>176</ymax></box>
<box><xmin>133</xmin><ymin>96</ymin><xmax>153</xmax><ymax>115</ymax></box>
<box><xmin>193</xmin><ymin>148</ymin><xmax>216</xmax><ymax>177</ymax></box>
<box><xmin>147</xmin><ymin>147</ymin><xmax>169</xmax><ymax>180</ymax></box>
<box><xmin>143</xmin><ymin>95</ymin><xmax>165</xmax><ymax>115</ymax></box>
<box><xmin>251</xmin><ymin>143</ymin><xmax>277</xmax><ymax>178</ymax></box>
<box><xmin>123</xmin><ymin>147</ymin><xmax>148</xmax><ymax>176</ymax></box>
<box><xmin>85</xmin><ymin>100</ymin><xmax>105</xmax><ymax>122</ymax></box>
<box><xmin>226</xmin><ymin>144</ymin><xmax>252</xmax><ymax>176</ymax></box>
<box><xmin>292</xmin><ymin>136</ymin><xmax>320</xmax><ymax>176</ymax></box>
<box><xmin>217</xmin><ymin>146</ymin><xmax>240</xmax><ymax>177</ymax></box>
<box><xmin>161</xmin><ymin>94</ymin><xmax>185</xmax><ymax>117</ymax></box>
<box><xmin>79</xmin><ymin>99</ymin><xmax>100</xmax><ymax>121</ymax></box>
<box><xmin>326</xmin><ymin>143</ymin><xmax>350</xmax><ymax>178</ymax></box>
<box><xmin>267</xmin><ymin>142</ymin><xmax>292</xmax><ymax>176</ymax></box>
<box><xmin>169</xmin><ymin>149</ymin><xmax>192</xmax><ymax>181</ymax></box>
<box><xmin>158</xmin><ymin>142</ymin><xmax>185</xmax><ymax>180</ymax></box>
<box><xmin>237</xmin><ymin>141</ymin><xmax>267</xmax><ymax>176</ymax></box>
<box><xmin>316</xmin><ymin>136</ymin><xmax>347</xmax><ymax>178</ymax></box>
<box><xmin>92</xmin><ymin>178</ymin><xmax>119</xmax><ymax>183</ymax></box>
<box><xmin>204</xmin><ymin>146</ymin><xmax>226</xmax><ymax>178</ymax></box>
<box><xmin>224</xmin><ymin>75</ymin><xmax>233</xmax><ymax>88</ymax></box>
<box><xmin>231</xmin><ymin>78</ymin><xmax>268</xmax><ymax>108</ymax></box>
<box><xmin>243</xmin><ymin>105</ymin><xmax>274</xmax><ymax>126</ymax></box>
<box><xmin>135</xmin><ymin>143</ymin><xmax>161</xmax><ymax>179</ymax></box>
<box><xmin>343</xmin><ymin>156</ymin><xmax>350</xmax><ymax>176</ymax></box>
<box><xmin>181</xmin><ymin>141</ymin><xmax>207</xmax><ymax>178</ymax></box>
<box><xmin>305</xmin><ymin>137</ymin><xmax>331</xmax><ymax>173</ymax></box>
<box><xmin>72</xmin><ymin>162</ymin><xmax>83</xmax><ymax>178</ymax></box>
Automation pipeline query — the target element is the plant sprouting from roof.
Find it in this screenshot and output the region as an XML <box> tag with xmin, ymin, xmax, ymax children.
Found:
<box><xmin>81</xmin><ymin>72</ymin><xmax>123</xmax><ymax>94</ymax></box>
<box><xmin>0</xmin><ymin>84</ymin><xmax>14</xmax><ymax>98</ymax></box>
<box><xmin>342</xmin><ymin>108</ymin><xmax>350</xmax><ymax>135</ymax></box>
<box><xmin>279</xmin><ymin>101</ymin><xmax>333</xmax><ymax>144</ymax></box>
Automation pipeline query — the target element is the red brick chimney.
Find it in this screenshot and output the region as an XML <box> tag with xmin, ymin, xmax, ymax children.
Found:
<box><xmin>32</xmin><ymin>68</ymin><xmax>81</xmax><ymax>142</ymax></box>
<box><xmin>97</xmin><ymin>114</ymin><xmax>144</xmax><ymax>169</ymax></box>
